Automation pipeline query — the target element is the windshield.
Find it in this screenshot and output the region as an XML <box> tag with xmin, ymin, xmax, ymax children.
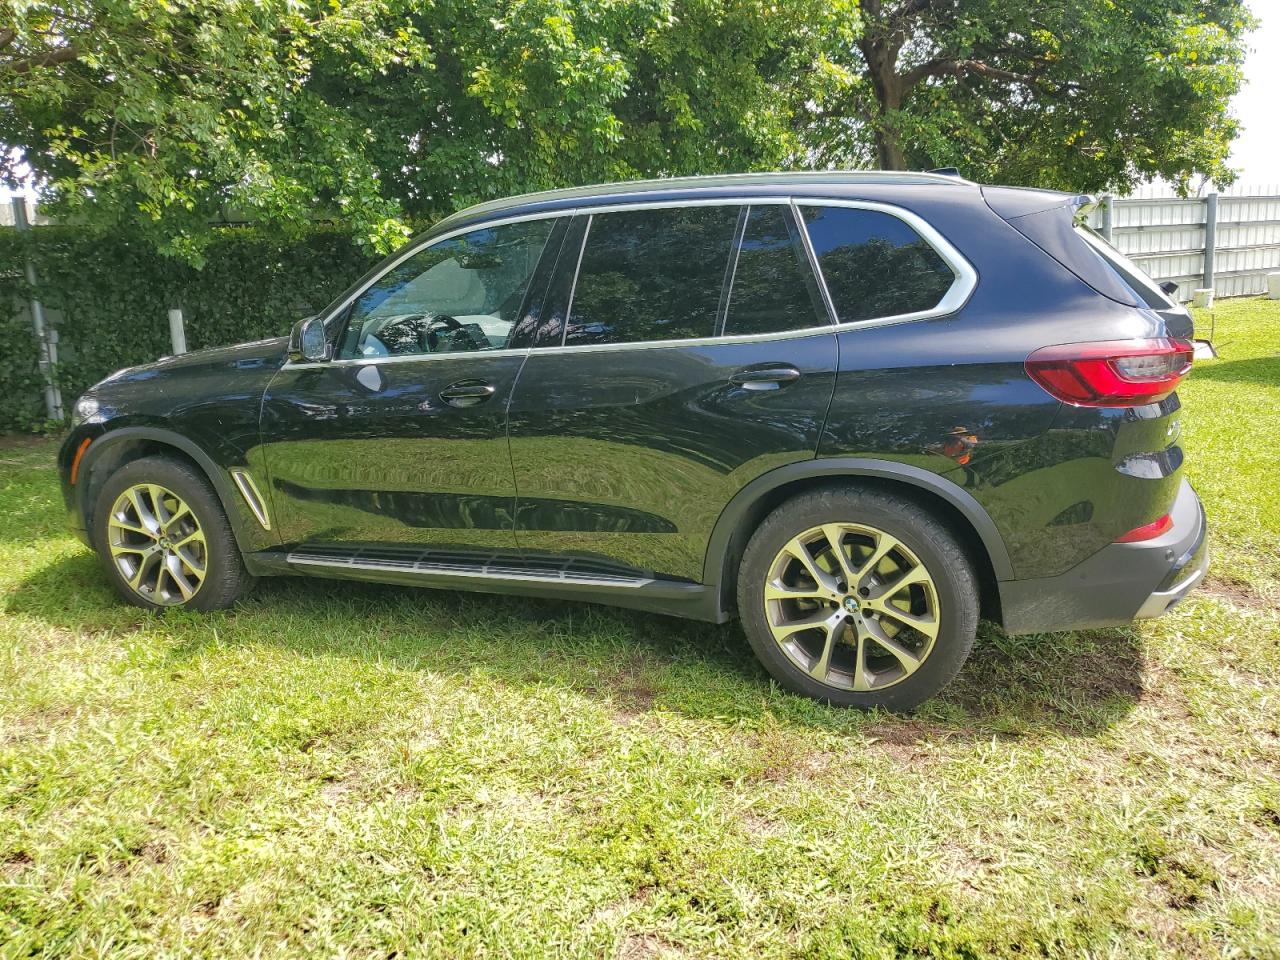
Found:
<box><xmin>1074</xmin><ymin>225</ymin><xmax>1177</xmax><ymax>310</ymax></box>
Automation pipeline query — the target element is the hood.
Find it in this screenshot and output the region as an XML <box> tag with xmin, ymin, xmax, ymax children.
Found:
<box><xmin>100</xmin><ymin>336</ymin><xmax>290</xmax><ymax>387</ymax></box>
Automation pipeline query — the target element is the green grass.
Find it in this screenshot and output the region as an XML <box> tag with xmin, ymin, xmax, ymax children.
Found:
<box><xmin>2</xmin><ymin>298</ymin><xmax>1278</xmax><ymax>959</ymax></box>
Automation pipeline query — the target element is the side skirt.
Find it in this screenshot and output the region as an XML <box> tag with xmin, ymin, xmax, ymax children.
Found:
<box><xmin>243</xmin><ymin>546</ymin><xmax>729</xmax><ymax>623</ymax></box>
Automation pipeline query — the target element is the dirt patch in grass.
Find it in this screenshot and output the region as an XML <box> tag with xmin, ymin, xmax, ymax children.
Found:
<box><xmin>1202</xmin><ymin>574</ymin><xmax>1276</xmax><ymax>611</ymax></box>
<box><xmin>618</xmin><ymin>932</ymin><xmax>683</xmax><ymax>959</ymax></box>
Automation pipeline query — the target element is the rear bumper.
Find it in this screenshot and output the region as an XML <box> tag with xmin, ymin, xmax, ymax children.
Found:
<box><xmin>999</xmin><ymin>478</ymin><xmax>1208</xmax><ymax>635</ymax></box>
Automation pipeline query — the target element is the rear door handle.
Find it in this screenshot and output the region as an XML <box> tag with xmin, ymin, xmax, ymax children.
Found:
<box><xmin>728</xmin><ymin>365</ymin><xmax>802</xmax><ymax>391</ymax></box>
<box><xmin>440</xmin><ymin>379</ymin><xmax>496</xmax><ymax>407</ymax></box>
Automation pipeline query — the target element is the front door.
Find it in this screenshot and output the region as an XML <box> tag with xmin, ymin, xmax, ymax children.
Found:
<box><xmin>258</xmin><ymin>216</ymin><xmax>562</xmax><ymax>551</ymax></box>
<box><xmin>506</xmin><ymin>201</ymin><xmax>839</xmax><ymax>582</ymax></box>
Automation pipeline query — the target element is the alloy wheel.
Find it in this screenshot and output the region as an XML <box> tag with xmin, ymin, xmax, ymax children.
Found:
<box><xmin>107</xmin><ymin>482</ymin><xmax>207</xmax><ymax>605</ymax></box>
<box><xmin>763</xmin><ymin>522</ymin><xmax>941</xmax><ymax>691</ymax></box>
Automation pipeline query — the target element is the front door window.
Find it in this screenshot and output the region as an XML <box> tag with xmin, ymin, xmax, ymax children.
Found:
<box><xmin>338</xmin><ymin>219</ymin><xmax>556</xmax><ymax>359</ymax></box>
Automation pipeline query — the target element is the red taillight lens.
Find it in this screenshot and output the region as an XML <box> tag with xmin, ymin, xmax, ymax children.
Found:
<box><xmin>1114</xmin><ymin>513</ymin><xmax>1173</xmax><ymax>543</ymax></box>
<box><xmin>1025</xmin><ymin>338</ymin><xmax>1194</xmax><ymax>407</ymax></box>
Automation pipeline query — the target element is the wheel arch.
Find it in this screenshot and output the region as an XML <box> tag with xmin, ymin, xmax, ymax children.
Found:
<box><xmin>703</xmin><ymin>458</ymin><xmax>1012</xmax><ymax>623</ymax></box>
<box><xmin>75</xmin><ymin>427</ymin><xmax>257</xmax><ymax>552</ymax></box>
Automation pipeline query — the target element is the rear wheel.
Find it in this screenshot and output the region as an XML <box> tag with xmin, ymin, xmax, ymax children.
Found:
<box><xmin>93</xmin><ymin>456</ymin><xmax>254</xmax><ymax>611</ymax></box>
<box><xmin>737</xmin><ymin>486</ymin><xmax>978</xmax><ymax>710</ymax></box>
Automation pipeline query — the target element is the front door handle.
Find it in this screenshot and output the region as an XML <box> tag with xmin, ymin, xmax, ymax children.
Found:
<box><xmin>440</xmin><ymin>379</ymin><xmax>496</xmax><ymax>408</ymax></box>
<box><xmin>729</xmin><ymin>365</ymin><xmax>802</xmax><ymax>391</ymax></box>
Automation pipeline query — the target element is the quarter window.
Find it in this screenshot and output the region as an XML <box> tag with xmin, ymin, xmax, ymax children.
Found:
<box><xmin>565</xmin><ymin>205</ymin><xmax>739</xmax><ymax>347</ymax></box>
<box><xmin>799</xmin><ymin>206</ymin><xmax>956</xmax><ymax>323</ymax></box>
<box><xmin>724</xmin><ymin>205</ymin><xmax>828</xmax><ymax>336</ymax></box>
<box><xmin>339</xmin><ymin>218</ymin><xmax>555</xmax><ymax>360</ymax></box>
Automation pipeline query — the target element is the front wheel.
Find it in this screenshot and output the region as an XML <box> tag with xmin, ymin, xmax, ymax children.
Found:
<box><xmin>92</xmin><ymin>455</ymin><xmax>254</xmax><ymax>611</ymax></box>
<box><xmin>737</xmin><ymin>486</ymin><xmax>978</xmax><ymax>711</ymax></box>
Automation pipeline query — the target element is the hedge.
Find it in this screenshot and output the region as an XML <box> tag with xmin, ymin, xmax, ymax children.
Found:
<box><xmin>0</xmin><ymin>225</ymin><xmax>378</xmax><ymax>432</ymax></box>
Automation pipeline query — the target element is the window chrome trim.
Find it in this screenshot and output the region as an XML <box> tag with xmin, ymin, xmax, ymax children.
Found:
<box><xmin>791</xmin><ymin>197</ymin><xmax>978</xmax><ymax>330</ymax></box>
<box><xmin>288</xmin><ymin>193</ymin><xmax>978</xmax><ymax>368</ymax></box>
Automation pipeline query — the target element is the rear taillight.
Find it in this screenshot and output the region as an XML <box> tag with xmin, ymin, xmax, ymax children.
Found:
<box><xmin>1114</xmin><ymin>513</ymin><xmax>1173</xmax><ymax>543</ymax></box>
<box><xmin>1025</xmin><ymin>338</ymin><xmax>1194</xmax><ymax>407</ymax></box>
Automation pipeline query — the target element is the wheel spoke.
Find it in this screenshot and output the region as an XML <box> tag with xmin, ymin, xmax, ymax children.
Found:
<box><xmin>868</xmin><ymin>564</ymin><xmax>931</xmax><ymax>600</ymax></box>
<box><xmin>819</xmin><ymin>524</ymin><xmax>857</xmax><ymax>584</ymax></box>
<box><xmin>111</xmin><ymin>517</ymin><xmax>152</xmax><ymax>538</ymax></box>
<box><xmin>163</xmin><ymin>502</ymin><xmax>192</xmax><ymax>531</ymax></box>
<box><xmin>869</xmin><ymin>600</ymin><xmax>940</xmax><ymax>640</ymax></box>
<box><xmin>165</xmin><ymin>554</ymin><xmax>196</xmax><ymax>599</ymax></box>
<box><xmin>853</xmin><ymin>530</ymin><xmax>901</xmax><ymax>582</ymax></box>
<box><xmin>764</xmin><ymin>578</ymin><xmax>828</xmax><ymax>602</ymax></box>
<box><xmin>129</xmin><ymin>548</ymin><xmax>162</xmax><ymax>591</ymax></box>
<box><xmin>781</xmin><ymin>537</ymin><xmax>839</xmax><ymax>593</ymax></box>
<box><xmin>851</xmin><ymin>634</ymin><xmax>873</xmax><ymax>691</ymax></box>
<box><xmin>864</xmin><ymin>616</ymin><xmax>924</xmax><ymax>671</ymax></box>
<box><xmin>807</xmin><ymin>613</ymin><xmax>847</xmax><ymax>681</ymax></box>
<box><xmin>127</xmin><ymin>487</ymin><xmax>161</xmax><ymax>535</ymax></box>
<box><xmin>768</xmin><ymin>609</ymin><xmax>835</xmax><ymax>642</ymax></box>
<box><xmin>173</xmin><ymin>545</ymin><xmax>206</xmax><ymax>579</ymax></box>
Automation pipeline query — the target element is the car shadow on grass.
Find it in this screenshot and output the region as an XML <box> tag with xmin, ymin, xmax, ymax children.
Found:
<box><xmin>9</xmin><ymin>550</ymin><xmax>1144</xmax><ymax>744</ymax></box>
<box><xmin>1187</xmin><ymin>353</ymin><xmax>1280</xmax><ymax>387</ymax></box>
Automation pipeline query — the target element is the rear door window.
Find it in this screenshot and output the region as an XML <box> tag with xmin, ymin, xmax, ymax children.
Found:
<box><xmin>798</xmin><ymin>205</ymin><xmax>957</xmax><ymax>323</ymax></box>
<box><xmin>723</xmin><ymin>204</ymin><xmax>830</xmax><ymax>336</ymax></box>
<box><xmin>564</xmin><ymin>205</ymin><xmax>739</xmax><ymax>347</ymax></box>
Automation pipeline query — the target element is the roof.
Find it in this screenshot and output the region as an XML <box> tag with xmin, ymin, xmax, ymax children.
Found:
<box><xmin>434</xmin><ymin>169</ymin><xmax>975</xmax><ymax>233</ymax></box>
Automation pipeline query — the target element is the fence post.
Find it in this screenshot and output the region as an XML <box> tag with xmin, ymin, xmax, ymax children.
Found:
<box><xmin>1100</xmin><ymin>194</ymin><xmax>1113</xmax><ymax>243</ymax></box>
<box><xmin>1202</xmin><ymin>191</ymin><xmax>1219</xmax><ymax>292</ymax></box>
<box><xmin>167</xmin><ymin>306</ymin><xmax>188</xmax><ymax>355</ymax></box>
<box><xmin>12</xmin><ymin>198</ymin><xmax>64</xmax><ymax>422</ymax></box>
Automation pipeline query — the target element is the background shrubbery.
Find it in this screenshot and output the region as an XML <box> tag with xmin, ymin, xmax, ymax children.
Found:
<box><xmin>0</xmin><ymin>226</ymin><xmax>377</xmax><ymax>431</ymax></box>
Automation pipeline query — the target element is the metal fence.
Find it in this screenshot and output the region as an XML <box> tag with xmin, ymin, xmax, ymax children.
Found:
<box><xmin>1085</xmin><ymin>184</ymin><xmax>1280</xmax><ymax>302</ymax></box>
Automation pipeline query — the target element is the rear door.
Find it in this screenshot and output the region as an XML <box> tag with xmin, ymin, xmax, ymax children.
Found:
<box><xmin>505</xmin><ymin>200</ymin><xmax>839</xmax><ymax>582</ymax></box>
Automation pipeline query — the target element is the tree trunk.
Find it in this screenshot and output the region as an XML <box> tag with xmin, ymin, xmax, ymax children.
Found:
<box><xmin>875</xmin><ymin>129</ymin><xmax>907</xmax><ymax>169</ymax></box>
<box><xmin>859</xmin><ymin>30</ymin><xmax>908</xmax><ymax>170</ymax></box>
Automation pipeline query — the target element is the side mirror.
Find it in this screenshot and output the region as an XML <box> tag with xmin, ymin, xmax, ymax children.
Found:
<box><xmin>1159</xmin><ymin>281</ymin><xmax>1179</xmax><ymax>297</ymax></box>
<box><xmin>289</xmin><ymin>315</ymin><xmax>331</xmax><ymax>363</ymax></box>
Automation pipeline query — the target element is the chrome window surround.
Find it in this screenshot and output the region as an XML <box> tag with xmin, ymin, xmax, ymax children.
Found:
<box><xmin>285</xmin><ymin>195</ymin><xmax>978</xmax><ymax>368</ymax></box>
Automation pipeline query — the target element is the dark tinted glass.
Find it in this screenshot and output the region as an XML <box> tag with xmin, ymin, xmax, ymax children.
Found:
<box><xmin>724</xmin><ymin>205</ymin><xmax>827</xmax><ymax>335</ymax></box>
<box><xmin>800</xmin><ymin>206</ymin><xmax>955</xmax><ymax>323</ymax></box>
<box><xmin>565</xmin><ymin>205</ymin><xmax>739</xmax><ymax>346</ymax></box>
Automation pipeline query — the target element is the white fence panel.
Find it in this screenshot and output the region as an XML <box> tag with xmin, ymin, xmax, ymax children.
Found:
<box><xmin>1091</xmin><ymin>190</ymin><xmax>1280</xmax><ymax>302</ymax></box>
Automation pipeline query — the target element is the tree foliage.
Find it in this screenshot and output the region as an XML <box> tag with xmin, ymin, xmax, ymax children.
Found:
<box><xmin>804</xmin><ymin>0</ymin><xmax>1253</xmax><ymax>192</ymax></box>
<box><xmin>0</xmin><ymin>0</ymin><xmax>1253</xmax><ymax>261</ymax></box>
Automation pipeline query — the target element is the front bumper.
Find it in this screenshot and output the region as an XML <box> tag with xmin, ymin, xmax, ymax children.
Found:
<box><xmin>999</xmin><ymin>478</ymin><xmax>1208</xmax><ymax>635</ymax></box>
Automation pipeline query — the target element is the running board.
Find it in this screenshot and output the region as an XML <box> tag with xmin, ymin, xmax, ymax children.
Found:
<box><xmin>286</xmin><ymin>544</ymin><xmax>655</xmax><ymax>588</ymax></box>
<box><xmin>245</xmin><ymin>545</ymin><xmax>725</xmax><ymax>622</ymax></box>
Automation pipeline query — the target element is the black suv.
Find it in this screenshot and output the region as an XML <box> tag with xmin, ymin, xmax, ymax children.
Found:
<box><xmin>58</xmin><ymin>171</ymin><xmax>1208</xmax><ymax>709</ymax></box>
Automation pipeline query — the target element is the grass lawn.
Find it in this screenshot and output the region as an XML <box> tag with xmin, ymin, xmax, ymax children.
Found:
<box><xmin>2</xmin><ymin>298</ymin><xmax>1278</xmax><ymax>959</ymax></box>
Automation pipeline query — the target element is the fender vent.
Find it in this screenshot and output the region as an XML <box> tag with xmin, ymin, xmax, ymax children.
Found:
<box><xmin>230</xmin><ymin>469</ymin><xmax>271</xmax><ymax>531</ymax></box>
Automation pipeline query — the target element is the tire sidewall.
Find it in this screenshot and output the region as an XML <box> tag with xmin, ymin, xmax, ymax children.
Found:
<box><xmin>738</xmin><ymin>489</ymin><xmax>978</xmax><ymax>711</ymax></box>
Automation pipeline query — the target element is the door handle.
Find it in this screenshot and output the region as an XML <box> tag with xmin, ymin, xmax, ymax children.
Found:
<box><xmin>440</xmin><ymin>379</ymin><xmax>496</xmax><ymax>408</ymax></box>
<box><xmin>728</xmin><ymin>365</ymin><xmax>802</xmax><ymax>391</ymax></box>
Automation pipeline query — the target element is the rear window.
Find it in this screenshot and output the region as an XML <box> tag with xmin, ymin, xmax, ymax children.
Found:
<box><xmin>1075</xmin><ymin>225</ymin><xmax>1177</xmax><ymax>309</ymax></box>
<box><xmin>797</xmin><ymin>205</ymin><xmax>956</xmax><ymax>323</ymax></box>
<box><xmin>723</xmin><ymin>205</ymin><xmax>828</xmax><ymax>336</ymax></box>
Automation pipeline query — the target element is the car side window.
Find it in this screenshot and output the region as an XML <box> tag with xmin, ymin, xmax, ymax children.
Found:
<box><xmin>798</xmin><ymin>205</ymin><xmax>956</xmax><ymax>323</ymax></box>
<box><xmin>723</xmin><ymin>204</ymin><xmax>829</xmax><ymax>336</ymax></box>
<box><xmin>564</xmin><ymin>205</ymin><xmax>739</xmax><ymax>347</ymax></box>
<box><xmin>338</xmin><ymin>218</ymin><xmax>556</xmax><ymax>360</ymax></box>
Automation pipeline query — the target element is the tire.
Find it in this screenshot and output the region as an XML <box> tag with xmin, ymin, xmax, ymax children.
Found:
<box><xmin>737</xmin><ymin>485</ymin><xmax>978</xmax><ymax>711</ymax></box>
<box><xmin>92</xmin><ymin>455</ymin><xmax>255</xmax><ymax>611</ymax></box>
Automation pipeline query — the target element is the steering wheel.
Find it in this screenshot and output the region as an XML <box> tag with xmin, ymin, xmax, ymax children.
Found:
<box><xmin>421</xmin><ymin>313</ymin><xmax>478</xmax><ymax>352</ymax></box>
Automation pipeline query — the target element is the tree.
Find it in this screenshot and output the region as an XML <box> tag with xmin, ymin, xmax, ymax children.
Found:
<box><xmin>803</xmin><ymin>0</ymin><xmax>1252</xmax><ymax>191</ymax></box>
<box><xmin>1</xmin><ymin>0</ymin><xmax>826</xmax><ymax>261</ymax></box>
<box><xmin>0</xmin><ymin>0</ymin><xmax>1254</xmax><ymax>262</ymax></box>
